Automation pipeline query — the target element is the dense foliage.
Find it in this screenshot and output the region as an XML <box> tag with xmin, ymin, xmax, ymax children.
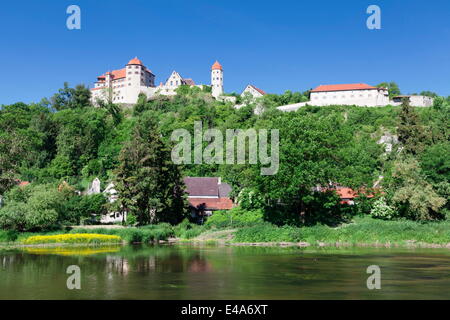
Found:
<box><xmin>0</xmin><ymin>83</ymin><xmax>448</xmax><ymax>234</ymax></box>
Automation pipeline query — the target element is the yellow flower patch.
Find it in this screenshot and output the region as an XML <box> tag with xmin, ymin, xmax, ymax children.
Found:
<box><xmin>22</xmin><ymin>233</ymin><xmax>122</xmax><ymax>245</ymax></box>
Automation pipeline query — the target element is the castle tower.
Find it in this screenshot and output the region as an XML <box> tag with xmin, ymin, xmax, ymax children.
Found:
<box><xmin>125</xmin><ymin>57</ymin><xmax>144</xmax><ymax>103</ymax></box>
<box><xmin>211</xmin><ymin>60</ymin><xmax>223</xmax><ymax>98</ymax></box>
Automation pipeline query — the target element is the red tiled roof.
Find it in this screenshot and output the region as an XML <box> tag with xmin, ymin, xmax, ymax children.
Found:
<box><xmin>97</xmin><ymin>68</ymin><xmax>126</xmax><ymax>81</ymax></box>
<box><xmin>111</xmin><ymin>68</ymin><xmax>126</xmax><ymax>79</ymax></box>
<box><xmin>321</xmin><ymin>186</ymin><xmax>375</xmax><ymax>200</ymax></box>
<box><xmin>249</xmin><ymin>85</ymin><xmax>266</xmax><ymax>95</ymax></box>
<box><xmin>188</xmin><ymin>197</ymin><xmax>234</xmax><ymax>210</ymax></box>
<box><xmin>127</xmin><ymin>57</ymin><xmax>143</xmax><ymax>65</ymax></box>
<box><xmin>15</xmin><ymin>179</ymin><xmax>30</xmax><ymax>187</ymax></box>
<box><xmin>336</xmin><ymin>187</ymin><xmax>375</xmax><ymax>200</ymax></box>
<box><xmin>211</xmin><ymin>60</ymin><xmax>223</xmax><ymax>70</ymax></box>
<box><xmin>336</xmin><ymin>188</ymin><xmax>359</xmax><ymax>199</ymax></box>
<box><xmin>311</xmin><ymin>83</ymin><xmax>377</xmax><ymax>93</ymax></box>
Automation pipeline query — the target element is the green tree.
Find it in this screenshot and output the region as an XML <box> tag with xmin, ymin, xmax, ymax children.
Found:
<box><xmin>397</xmin><ymin>98</ymin><xmax>429</xmax><ymax>155</ymax></box>
<box><xmin>377</xmin><ymin>82</ymin><xmax>401</xmax><ymax>98</ymax></box>
<box><xmin>50</xmin><ymin>83</ymin><xmax>92</xmax><ymax>110</ymax></box>
<box><xmin>388</xmin><ymin>158</ymin><xmax>446</xmax><ymax>220</ymax></box>
<box><xmin>115</xmin><ymin>113</ymin><xmax>187</xmax><ymax>225</ymax></box>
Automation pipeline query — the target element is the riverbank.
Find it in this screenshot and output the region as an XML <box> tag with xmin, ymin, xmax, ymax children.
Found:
<box><xmin>2</xmin><ymin>216</ymin><xmax>450</xmax><ymax>250</ymax></box>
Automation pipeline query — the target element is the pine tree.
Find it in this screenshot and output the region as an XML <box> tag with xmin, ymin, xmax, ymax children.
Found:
<box><xmin>397</xmin><ymin>98</ymin><xmax>429</xmax><ymax>155</ymax></box>
<box><xmin>115</xmin><ymin>113</ymin><xmax>187</xmax><ymax>225</ymax></box>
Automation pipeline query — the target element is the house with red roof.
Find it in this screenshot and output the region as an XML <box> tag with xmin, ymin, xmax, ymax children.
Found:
<box><xmin>277</xmin><ymin>83</ymin><xmax>390</xmax><ymax>112</ymax></box>
<box><xmin>317</xmin><ymin>185</ymin><xmax>376</xmax><ymax>205</ymax></box>
<box><xmin>241</xmin><ymin>84</ymin><xmax>267</xmax><ymax>99</ymax></box>
<box><xmin>309</xmin><ymin>83</ymin><xmax>389</xmax><ymax>107</ymax></box>
<box><xmin>184</xmin><ymin>177</ymin><xmax>234</xmax><ymax>222</ymax></box>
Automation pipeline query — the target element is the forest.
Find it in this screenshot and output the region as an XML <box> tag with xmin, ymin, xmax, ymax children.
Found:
<box><xmin>0</xmin><ymin>83</ymin><xmax>448</xmax><ymax>236</ymax></box>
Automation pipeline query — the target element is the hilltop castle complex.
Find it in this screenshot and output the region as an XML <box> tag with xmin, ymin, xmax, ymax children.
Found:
<box><xmin>91</xmin><ymin>57</ymin><xmax>225</xmax><ymax>104</ymax></box>
<box><xmin>90</xmin><ymin>57</ymin><xmax>433</xmax><ymax>109</ymax></box>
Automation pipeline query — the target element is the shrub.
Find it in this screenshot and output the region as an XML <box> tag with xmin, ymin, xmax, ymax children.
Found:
<box><xmin>0</xmin><ymin>202</ymin><xmax>29</xmax><ymax>231</ymax></box>
<box><xmin>126</xmin><ymin>212</ymin><xmax>138</xmax><ymax>226</ymax></box>
<box><xmin>233</xmin><ymin>223</ymin><xmax>300</xmax><ymax>243</ymax></box>
<box><xmin>0</xmin><ymin>184</ymin><xmax>63</xmax><ymax>231</ymax></box>
<box><xmin>370</xmin><ymin>197</ymin><xmax>396</xmax><ymax>220</ymax></box>
<box><xmin>205</xmin><ymin>207</ymin><xmax>264</xmax><ymax>229</ymax></box>
<box><xmin>173</xmin><ymin>219</ymin><xmax>205</xmax><ymax>239</ymax></box>
<box><xmin>0</xmin><ymin>230</ymin><xmax>19</xmax><ymax>242</ymax></box>
<box><xmin>71</xmin><ymin>224</ymin><xmax>174</xmax><ymax>243</ymax></box>
<box><xmin>63</xmin><ymin>193</ymin><xmax>108</xmax><ymax>225</ymax></box>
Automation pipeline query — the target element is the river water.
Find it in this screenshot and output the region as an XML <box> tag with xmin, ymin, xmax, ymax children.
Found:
<box><xmin>1</xmin><ymin>244</ymin><xmax>449</xmax><ymax>299</ymax></box>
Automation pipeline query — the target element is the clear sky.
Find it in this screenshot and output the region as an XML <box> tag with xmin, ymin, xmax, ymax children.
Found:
<box><xmin>1</xmin><ymin>0</ymin><xmax>449</xmax><ymax>105</ymax></box>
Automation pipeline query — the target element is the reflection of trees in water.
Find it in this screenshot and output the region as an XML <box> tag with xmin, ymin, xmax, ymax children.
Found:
<box><xmin>105</xmin><ymin>255</ymin><xmax>131</xmax><ymax>276</ymax></box>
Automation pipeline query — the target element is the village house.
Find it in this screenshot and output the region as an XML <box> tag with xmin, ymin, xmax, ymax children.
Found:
<box><xmin>86</xmin><ymin>177</ymin><xmax>233</xmax><ymax>224</ymax></box>
<box><xmin>183</xmin><ymin>177</ymin><xmax>234</xmax><ymax>222</ymax></box>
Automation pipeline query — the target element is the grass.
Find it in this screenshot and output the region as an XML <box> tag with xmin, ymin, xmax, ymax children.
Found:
<box><xmin>22</xmin><ymin>233</ymin><xmax>122</xmax><ymax>245</ymax></box>
<box><xmin>232</xmin><ymin>216</ymin><xmax>450</xmax><ymax>245</ymax></box>
<box><xmin>3</xmin><ymin>214</ymin><xmax>450</xmax><ymax>248</ymax></box>
<box><xmin>71</xmin><ymin>225</ymin><xmax>174</xmax><ymax>243</ymax></box>
<box><xmin>0</xmin><ymin>223</ymin><xmax>175</xmax><ymax>245</ymax></box>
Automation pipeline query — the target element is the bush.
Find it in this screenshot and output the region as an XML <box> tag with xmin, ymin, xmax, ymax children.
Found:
<box><xmin>63</xmin><ymin>193</ymin><xmax>108</xmax><ymax>225</ymax></box>
<box><xmin>0</xmin><ymin>202</ymin><xmax>29</xmax><ymax>231</ymax></box>
<box><xmin>126</xmin><ymin>212</ymin><xmax>137</xmax><ymax>226</ymax></box>
<box><xmin>205</xmin><ymin>207</ymin><xmax>264</xmax><ymax>229</ymax></box>
<box><xmin>0</xmin><ymin>230</ymin><xmax>19</xmax><ymax>242</ymax></box>
<box><xmin>370</xmin><ymin>197</ymin><xmax>396</xmax><ymax>220</ymax></box>
<box><xmin>71</xmin><ymin>224</ymin><xmax>174</xmax><ymax>243</ymax></box>
<box><xmin>172</xmin><ymin>219</ymin><xmax>205</xmax><ymax>239</ymax></box>
<box><xmin>233</xmin><ymin>223</ymin><xmax>300</xmax><ymax>243</ymax></box>
<box><xmin>0</xmin><ymin>184</ymin><xmax>63</xmax><ymax>231</ymax></box>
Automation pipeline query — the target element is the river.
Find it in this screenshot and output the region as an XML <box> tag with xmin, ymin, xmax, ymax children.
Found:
<box><xmin>1</xmin><ymin>244</ymin><xmax>449</xmax><ymax>299</ymax></box>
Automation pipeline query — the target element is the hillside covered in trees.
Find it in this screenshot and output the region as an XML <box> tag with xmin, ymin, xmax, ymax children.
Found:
<box><xmin>0</xmin><ymin>83</ymin><xmax>448</xmax><ymax>233</ymax></box>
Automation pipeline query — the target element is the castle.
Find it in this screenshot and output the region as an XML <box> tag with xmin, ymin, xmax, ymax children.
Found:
<box><xmin>90</xmin><ymin>57</ymin><xmax>224</xmax><ymax>104</ymax></box>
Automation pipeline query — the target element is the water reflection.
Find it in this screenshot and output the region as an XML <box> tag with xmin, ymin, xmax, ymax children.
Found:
<box><xmin>21</xmin><ymin>246</ymin><xmax>121</xmax><ymax>256</ymax></box>
<box><xmin>1</xmin><ymin>245</ymin><xmax>450</xmax><ymax>300</ymax></box>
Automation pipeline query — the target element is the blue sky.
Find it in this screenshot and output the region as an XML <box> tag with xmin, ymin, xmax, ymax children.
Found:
<box><xmin>1</xmin><ymin>0</ymin><xmax>450</xmax><ymax>104</ymax></box>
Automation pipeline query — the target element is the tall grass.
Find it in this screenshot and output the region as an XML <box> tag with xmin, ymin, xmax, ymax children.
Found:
<box><xmin>71</xmin><ymin>225</ymin><xmax>174</xmax><ymax>243</ymax></box>
<box><xmin>233</xmin><ymin>217</ymin><xmax>450</xmax><ymax>245</ymax></box>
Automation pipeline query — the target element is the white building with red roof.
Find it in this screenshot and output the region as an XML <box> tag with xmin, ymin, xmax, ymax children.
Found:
<box><xmin>277</xmin><ymin>83</ymin><xmax>390</xmax><ymax>111</ymax></box>
<box><xmin>91</xmin><ymin>58</ymin><xmax>225</xmax><ymax>104</ymax></box>
<box><xmin>241</xmin><ymin>84</ymin><xmax>267</xmax><ymax>98</ymax></box>
<box><xmin>211</xmin><ymin>60</ymin><xmax>224</xmax><ymax>98</ymax></box>
<box><xmin>309</xmin><ymin>83</ymin><xmax>389</xmax><ymax>107</ymax></box>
